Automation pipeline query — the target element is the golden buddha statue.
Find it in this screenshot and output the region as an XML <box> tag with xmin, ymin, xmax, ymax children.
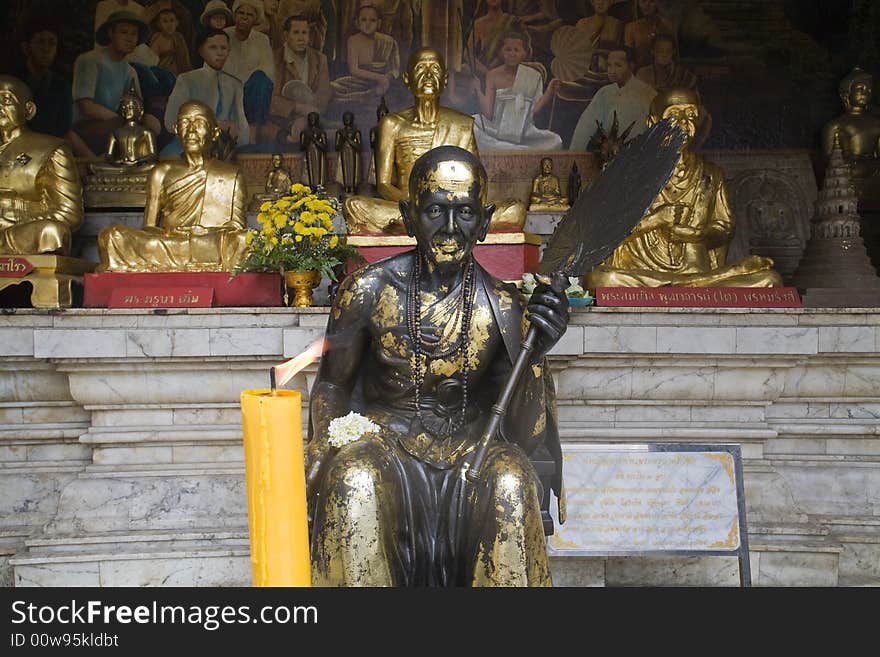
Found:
<box><xmin>0</xmin><ymin>75</ymin><xmax>83</xmax><ymax>256</ymax></box>
<box><xmin>586</xmin><ymin>88</ymin><xmax>783</xmax><ymax>289</ymax></box>
<box><xmin>85</xmin><ymin>84</ymin><xmax>157</xmax><ymax>207</ymax></box>
<box><xmin>98</xmin><ymin>100</ymin><xmax>249</xmax><ymax>272</ymax></box>
<box><xmin>343</xmin><ymin>47</ymin><xmax>526</xmax><ymax>234</ymax></box>
<box><xmin>528</xmin><ymin>157</ymin><xmax>570</xmax><ymax>212</ymax></box>
<box><xmin>822</xmin><ymin>68</ymin><xmax>880</xmax><ymax>200</ymax></box>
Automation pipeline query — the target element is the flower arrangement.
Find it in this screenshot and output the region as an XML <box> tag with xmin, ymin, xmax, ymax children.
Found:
<box><xmin>327</xmin><ymin>412</ymin><xmax>381</xmax><ymax>448</ymax></box>
<box><xmin>233</xmin><ymin>183</ymin><xmax>360</xmax><ymax>280</ymax></box>
<box><xmin>522</xmin><ymin>273</ymin><xmax>593</xmax><ymax>306</ymax></box>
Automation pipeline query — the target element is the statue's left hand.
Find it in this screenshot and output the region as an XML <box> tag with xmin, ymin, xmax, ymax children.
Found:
<box><xmin>527</xmin><ymin>272</ymin><xmax>570</xmax><ymax>360</ymax></box>
<box><xmin>668</xmin><ymin>224</ymin><xmax>706</xmax><ymax>243</ymax></box>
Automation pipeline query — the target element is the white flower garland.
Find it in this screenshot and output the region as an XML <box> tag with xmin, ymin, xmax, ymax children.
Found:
<box><xmin>327</xmin><ymin>412</ymin><xmax>381</xmax><ymax>448</ymax></box>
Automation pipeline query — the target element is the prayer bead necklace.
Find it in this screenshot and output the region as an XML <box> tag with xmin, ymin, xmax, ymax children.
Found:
<box><xmin>406</xmin><ymin>251</ymin><xmax>475</xmax><ymax>437</ymax></box>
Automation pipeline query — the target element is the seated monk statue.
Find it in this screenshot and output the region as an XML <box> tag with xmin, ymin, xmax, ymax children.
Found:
<box><xmin>529</xmin><ymin>157</ymin><xmax>569</xmax><ymax>212</ymax></box>
<box><xmin>343</xmin><ymin>47</ymin><xmax>526</xmax><ymax>235</ymax></box>
<box><xmin>95</xmin><ymin>84</ymin><xmax>157</xmax><ymax>171</ymax></box>
<box><xmin>98</xmin><ymin>100</ymin><xmax>249</xmax><ymax>272</ymax></box>
<box><xmin>586</xmin><ymin>88</ymin><xmax>783</xmax><ymax>289</ymax></box>
<box><xmin>822</xmin><ymin>67</ymin><xmax>880</xmax><ymax>201</ymax></box>
<box><xmin>308</xmin><ymin>146</ymin><xmax>568</xmax><ymax>586</ymax></box>
<box><xmin>0</xmin><ymin>75</ymin><xmax>83</xmax><ymax>256</ymax></box>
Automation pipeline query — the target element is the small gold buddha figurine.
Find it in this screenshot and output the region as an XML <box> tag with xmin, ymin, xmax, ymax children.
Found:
<box><xmin>250</xmin><ymin>152</ymin><xmax>293</xmax><ymax>210</ymax></box>
<box><xmin>528</xmin><ymin>157</ymin><xmax>570</xmax><ymax>212</ymax></box>
<box><xmin>85</xmin><ymin>84</ymin><xmax>157</xmax><ymax>207</ymax></box>
<box><xmin>822</xmin><ymin>67</ymin><xmax>880</xmax><ymax>200</ymax></box>
<box><xmin>586</xmin><ymin>88</ymin><xmax>783</xmax><ymax>289</ymax></box>
<box><xmin>343</xmin><ymin>47</ymin><xmax>526</xmax><ymax>234</ymax></box>
<box><xmin>0</xmin><ymin>75</ymin><xmax>83</xmax><ymax>255</ymax></box>
<box><xmin>98</xmin><ymin>100</ymin><xmax>249</xmax><ymax>272</ymax></box>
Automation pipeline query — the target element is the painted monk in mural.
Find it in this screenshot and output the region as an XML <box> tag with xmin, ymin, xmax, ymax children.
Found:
<box><xmin>330</xmin><ymin>4</ymin><xmax>400</xmax><ymax>105</ymax></box>
<box><xmin>308</xmin><ymin>145</ymin><xmax>567</xmax><ymax>586</ymax></box>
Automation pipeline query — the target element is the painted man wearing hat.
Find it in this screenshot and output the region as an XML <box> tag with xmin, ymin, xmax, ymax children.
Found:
<box><xmin>72</xmin><ymin>10</ymin><xmax>161</xmax><ymax>156</ymax></box>
<box><xmin>224</xmin><ymin>0</ymin><xmax>275</xmax><ymax>142</ymax></box>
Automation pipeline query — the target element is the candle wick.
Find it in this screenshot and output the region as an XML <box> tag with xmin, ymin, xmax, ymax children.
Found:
<box><xmin>270</xmin><ymin>367</ymin><xmax>277</xmax><ymax>393</ymax></box>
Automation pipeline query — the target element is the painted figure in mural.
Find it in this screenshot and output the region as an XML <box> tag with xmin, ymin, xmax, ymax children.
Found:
<box><xmin>149</xmin><ymin>8</ymin><xmax>192</xmax><ymax>75</ymax></box>
<box><xmin>575</xmin><ymin>0</ymin><xmax>625</xmax><ymax>78</ymax></box>
<box><xmin>15</xmin><ymin>20</ymin><xmax>73</xmax><ymax>140</ymax></box>
<box><xmin>280</xmin><ymin>0</ymin><xmax>329</xmax><ymax>51</ymax></box>
<box><xmin>635</xmin><ymin>34</ymin><xmax>696</xmax><ymax>92</ymax></box>
<box><xmin>337</xmin><ymin>1</ymin><xmax>414</xmax><ymax>69</ymax></box>
<box><xmin>330</xmin><ymin>4</ymin><xmax>400</xmax><ymax>105</ymax></box>
<box><xmin>529</xmin><ymin>157</ymin><xmax>569</xmax><ymax>212</ymax></box>
<box><xmin>585</xmin><ymin>88</ymin><xmax>782</xmax><ymax>288</ymax></box>
<box><xmin>471</xmin><ymin>31</ymin><xmax>562</xmax><ymax>150</ymax></box>
<box><xmin>164</xmin><ymin>30</ymin><xmax>250</xmax><ymax>154</ymax></box>
<box><xmin>822</xmin><ymin>68</ymin><xmax>880</xmax><ymax>200</ymax></box>
<box><xmin>97</xmin><ymin>84</ymin><xmax>157</xmax><ymax>169</ymax></box>
<box><xmin>467</xmin><ymin>0</ymin><xmax>522</xmax><ymax>78</ymax></box>
<box><xmin>343</xmin><ymin>48</ymin><xmax>526</xmax><ymax>234</ymax></box>
<box><xmin>98</xmin><ymin>101</ymin><xmax>249</xmax><ymax>272</ymax></box>
<box><xmin>72</xmin><ymin>11</ymin><xmax>160</xmax><ymax>157</ymax></box>
<box><xmin>142</xmin><ymin>1</ymin><xmax>195</xmax><ymax>50</ymax></box>
<box><xmin>200</xmin><ymin>0</ymin><xmax>233</xmax><ymax>32</ymax></box>
<box><xmin>308</xmin><ymin>145</ymin><xmax>567</xmax><ymax>586</ymax></box>
<box><xmin>623</xmin><ymin>0</ymin><xmax>677</xmax><ymax>68</ymax></box>
<box><xmin>335</xmin><ymin>111</ymin><xmax>363</xmax><ymax>195</ymax></box>
<box><xmin>259</xmin><ymin>0</ymin><xmax>286</xmax><ymax>49</ymax></box>
<box><xmin>0</xmin><ymin>76</ymin><xmax>83</xmax><ymax>256</ymax></box>
<box><xmin>569</xmin><ymin>46</ymin><xmax>656</xmax><ymax>149</ymax></box>
<box><xmin>300</xmin><ymin>111</ymin><xmax>328</xmax><ymax>189</ymax></box>
<box><xmin>511</xmin><ymin>0</ymin><xmax>562</xmax><ymax>60</ymax></box>
<box><xmin>224</xmin><ymin>0</ymin><xmax>276</xmax><ymax>139</ymax></box>
<box><xmin>269</xmin><ymin>15</ymin><xmax>332</xmax><ymax>148</ymax></box>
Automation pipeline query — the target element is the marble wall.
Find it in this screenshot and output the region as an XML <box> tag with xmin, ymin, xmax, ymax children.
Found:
<box><xmin>1</xmin><ymin>306</ymin><xmax>878</xmax><ymax>586</ymax></box>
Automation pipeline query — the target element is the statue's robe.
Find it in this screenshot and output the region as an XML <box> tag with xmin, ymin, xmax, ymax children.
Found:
<box><xmin>0</xmin><ymin>131</ymin><xmax>83</xmax><ymax>255</ymax></box>
<box><xmin>309</xmin><ymin>253</ymin><xmax>562</xmax><ymax>586</ymax></box>
<box><xmin>98</xmin><ymin>158</ymin><xmax>248</xmax><ymax>272</ymax></box>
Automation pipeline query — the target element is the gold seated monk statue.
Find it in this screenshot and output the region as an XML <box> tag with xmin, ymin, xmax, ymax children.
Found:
<box><xmin>98</xmin><ymin>101</ymin><xmax>249</xmax><ymax>272</ymax></box>
<box><xmin>586</xmin><ymin>88</ymin><xmax>783</xmax><ymax>289</ymax></box>
<box><xmin>0</xmin><ymin>75</ymin><xmax>83</xmax><ymax>256</ymax></box>
<box><xmin>528</xmin><ymin>157</ymin><xmax>569</xmax><ymax>212</ymax></box>
<box><xmin>343</xmin><ymin>47</ymin><xmax>526</xmax><ymax>235</ymax></box>
<box><xmin>822</xmin><ymin>67</ymin><xmax>880</xmax><ymax>201</ymax></box>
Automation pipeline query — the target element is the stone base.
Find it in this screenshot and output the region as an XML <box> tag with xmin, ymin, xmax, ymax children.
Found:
<box><xmin>0</xmin><ymin>256</ymin><xmax>94</xmax><ymax>309</ymax></box>
<box><xmin>346</xmin><ymin>232</ymin><xmax>541</xmax><ymax>281</ymax></box>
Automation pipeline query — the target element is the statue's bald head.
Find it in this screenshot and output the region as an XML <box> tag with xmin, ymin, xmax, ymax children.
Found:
<box><xmin>174</xmin><ymin>100</ymin><xmax>220</xmax><ymax>153</ymax></box>
<box><xmin>178</xmin><ymin>100</ymin><xmax>216</xmax><ymax>125</ymax></box>
<box><xmin>0</xmin><ymin>75</ymin><xmax>37</xmax><ymax>131</ymax></box>
<box><xmin>404</xmin><ymin>47</ymin><xmax>447</xmax><ymax>98</ymax></box>
<box><xmin>409</xmin><ymin>145</ymin><xmax>488</xmax><ymax>206</ymax></box>
<box><xmin>649</xmin><ymin>88</ymin><xmax>701</xmax><ymax>124</ymax></box>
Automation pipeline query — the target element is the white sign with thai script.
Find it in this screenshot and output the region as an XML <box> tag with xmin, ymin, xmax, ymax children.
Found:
<box><xmin>548</xmin><ymin>445</ymin><xmax>741</xmax><ymax>554</ymax></box>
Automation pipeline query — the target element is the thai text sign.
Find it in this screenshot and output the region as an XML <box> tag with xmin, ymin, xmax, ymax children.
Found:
<box><xmin>596</xmin><ymin>286</ymin><xmax>801</xmax><ymax>307</ymax></box>
<box><xmin>108</xmin><ymin>287</ymin><xmax>213</xmax><ymax>308</ymax></box>
<box><xmin>548</xmin><ymin>444</ymin><xmax>744</xmax><ymax>554</ymax></box>
<box><xmin>0</xmin><ymin>256</ymin><xmax>34</xmax><ymax>277</ymax></box>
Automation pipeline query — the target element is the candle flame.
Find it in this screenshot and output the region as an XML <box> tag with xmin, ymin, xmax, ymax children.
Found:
<box><xmin>273</xmin><ymin>338</ymin><xmax>328</xmax><ymax>388</ymax></box>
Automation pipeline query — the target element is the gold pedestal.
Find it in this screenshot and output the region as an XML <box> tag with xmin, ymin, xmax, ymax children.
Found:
<box><xmin>84</xmin><ymin>170</ymin><xmax>151</xmax><ymax>208</ymax></box>
<box><xmin>0</xmin><ymin>255</ymin><xmax>95</xmax><ymax>308</ymax></box>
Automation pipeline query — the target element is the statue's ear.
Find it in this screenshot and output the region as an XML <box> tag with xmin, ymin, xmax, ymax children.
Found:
<box><xmin>212</xmin><ymin>126</ymin><xmax>222</xmax><ymax>142</ymax></box>
<box><xmin>479</xmin><ymin>203</ymin><xmax>495</xmax><ymax>242</ymax></box>
<box><xmin>399</xmin><ymin>200</ymin><xmax>415</xmax><ymax>237</ymax></box>
<box><xmin>402</xmin><ymin>70</ymin><xmax>410</xmax><ymax>88</ymax></box>
<box><xmin>24</xmin><ymin>101</ymin><xmax>37</xmax><ymax>123</ymax></box>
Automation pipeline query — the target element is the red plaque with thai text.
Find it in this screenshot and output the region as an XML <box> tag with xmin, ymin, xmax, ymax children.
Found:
<box><xmin>0</xmin><ymin>256</ymin><xmax>34</xmax><ymax>277</ymax></box>
<box><xmin>108</xmin><ymin>287</ymin><xmax>214</xmax><ymax>308</ymax></box>
<box><xmin>596</xmin><ymin>287</ymin><xmax>802</xmax><ymax>308</ymax></box>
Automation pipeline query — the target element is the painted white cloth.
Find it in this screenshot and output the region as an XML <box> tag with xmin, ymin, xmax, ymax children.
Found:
<box><xmin>472</xmin><ymin>64</ymin><xmax>562</xmax><ymax>151</ymax></box>
<box><xmin>223</xmin><ymin>26</ymin><xmax>275</xmax><ymax>83</ymax></box>
<box><xmin>569</xmin><ymin>76</ymin><xmax>657</xmax><ymax>150</ymax></box>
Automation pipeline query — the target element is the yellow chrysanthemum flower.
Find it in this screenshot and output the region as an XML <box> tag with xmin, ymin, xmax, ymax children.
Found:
<box><xmin>259</xmin><ymin>201</ymin><xmax>272</xmax><ymax>212</ymax></box>
<box><xmin>270</xmin><ymin>236</ymin><xmax>279</xmax><ymax>245</ymax></box>
<box><xmin>293</xmin><ymin>221</ymin><xmax>305</xmax><ymax>233</ymax></box>
<box><xmin>245</xmin><ymin>231</ymin><xmax>255</xmax><ymax>245</ymax></box>
<box><xmin>257</xmin><ymin>212</ymin><xmax>268</xmax><ymax>224</ymax></box>
<box><xmin>274</xmin><ymin>214</ymin><xmax>287</xmax><ymax>229</ymax></box>
<box><xmin>295</xmin><ymin>235</ymin><xmax>303</xmax><ymax>242</ymax></box>
<box><xmin>329</xmin><ymin>235</ymin><xmax>339</xmax><ymax>248</ymax></box>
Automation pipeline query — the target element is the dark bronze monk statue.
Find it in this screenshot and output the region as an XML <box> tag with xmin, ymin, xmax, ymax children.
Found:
<box><xmin>307</xmin><ymin>145</ymin><xmax>569</xmax><ymax>586</ymax></box>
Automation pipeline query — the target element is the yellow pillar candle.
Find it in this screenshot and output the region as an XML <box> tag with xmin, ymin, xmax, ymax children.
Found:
<box><xmin>240</xmin><ymin>389</ymin><xmax>311</xmax><ymax>587</ymax></box>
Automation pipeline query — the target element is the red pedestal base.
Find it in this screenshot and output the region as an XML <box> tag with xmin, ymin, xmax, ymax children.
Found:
<box><xmin>596</xmin><ymin>287</ymin><xmax>802</xmax><ymax>308</ymax></box>
<box><xmin>346</xmin><ymin>233</ymin><xmax>541</xmax><ymax>281</ymax></box>
<box><xmin>84</xmin><ymin>272</ymin><xmax>283</xmax><ymax>308</ymax></box>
